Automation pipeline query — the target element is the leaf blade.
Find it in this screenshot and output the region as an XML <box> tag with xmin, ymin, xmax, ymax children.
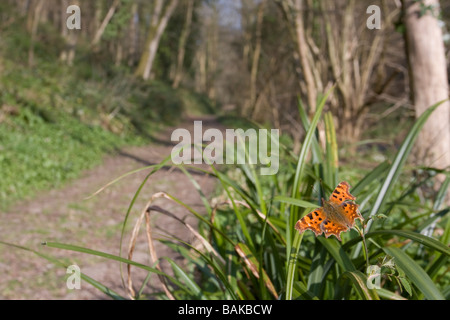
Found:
<box><xmin>384</xmin><ymin>246</ymin><xmax>445</xmax><ymax>300</ymax></box>
<box><xmin>366</xmin><ymin>100</ymin><xmax>447</xmax><ymax>230</ymax></box>
<box><xmin>338</xmin><ymin>271</ymin><xmax>379</xmax><ymax>300</ymax></box>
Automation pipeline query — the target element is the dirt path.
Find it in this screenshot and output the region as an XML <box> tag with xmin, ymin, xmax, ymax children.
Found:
<box><xmin>0</xmin><ymin>115</ymin><xmax>225</xmax><ymax>299</ymax></box>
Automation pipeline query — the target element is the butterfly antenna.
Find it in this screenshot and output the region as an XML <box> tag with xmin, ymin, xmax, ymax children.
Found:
<box><xmin>318</xmin><ymin>178</ymin><xmax>326</xmax><ymax>201</ymax></box>
<box><xmin>311</xmin><ymin>180</ymin><xmax>324</xmax><ymax>205</ymax></box>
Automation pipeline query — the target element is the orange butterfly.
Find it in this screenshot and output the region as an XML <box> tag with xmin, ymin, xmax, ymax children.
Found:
<box><xmin>295</xmin><ymin>181</ymin><xmax>363</xmax><ymax>241</ymax></box>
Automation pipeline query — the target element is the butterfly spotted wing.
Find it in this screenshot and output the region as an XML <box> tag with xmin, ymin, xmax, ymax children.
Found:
<box><xmin>328</xmin><ymin>181</ymin><xmax>355</xmax><ymax>204</ymax></box>
<box><xmin>295</xmin><ymin>207</ymin><xmax>326</xmax><ymax>236</ymax></box>
<box><xmin>295</xmin><ymin>182</ymin><xmax>363</xmax><ymax>241</ymax></box>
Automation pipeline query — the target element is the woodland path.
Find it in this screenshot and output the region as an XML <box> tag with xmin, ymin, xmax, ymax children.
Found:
<box><xmin>0</xmin><ymin>115</ymin><xmax>224</xmax><ymax>299</ymax></box>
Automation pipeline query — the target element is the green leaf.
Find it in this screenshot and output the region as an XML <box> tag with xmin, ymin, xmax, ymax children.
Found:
<box><xmin>365</xmin><ymin>100</ymin><xmax>447</xmax><ymax>231</ymax></box>
<box><xmin>43</xmin><ymin>241</ymin><xmax>188</xmax><ymax>293</ymax></box>
<box><xmin>324</xmin><ymin>111</ymin><xmax>338</xmax><ymax>188</ymax></box>
<box><xmin>292</xmin><ymin>281</ymin><xmax>319</xmax><ymax>300</ymax></box>
<box><xmin>318</xmin><ymin>237</ymin><xmax>356</xmax><ymax>272</ymax></box>
<box><xmin>442</xmin><ymin>212</ymin><xmax>450</xmax><ymax>246</ymax></box>
<box><xmin>297</xmin><ymin>98</ymin><xmax>322</xmax><ymax>163</ymax></box>
<box><xmin>384</xmin><ymin>247</ymin><xmax>445</xmax><ymax>300</ymax></box>
<box><xmin>433</xmin><ymin>175</ymin><xmax>450</xmax><ymax>211</ymax></box>
<box><xmin>427</xmin><ymin>251</ymin><xmax>448</xmax><ymax>280</ymax></box>
<box><xmin>367</xmin><ymin>230</ymin><xmax>450</xmax><ymax>256</ymax></box>
<box><xmin>350</xmin><ymin>161</ymin><xmax>390</xmax><ymax>196</ymax></box>
<box><xmin>0</xmin><ymin>241</ymin><xmax>125</xmax><ymax>300</ymax></box>
<box><xmin>178</xmin><ymin>166</ymin><xmax>212</xmax><ymax>215</ymax></box>
<box><xmin>337</xmin><ymin>271</ymin><xmax>380</xmax><ymax>300</ymax></box>
<box><xmin>398</xmin><ymin>276</ymin><xmax>413</xmax><ymax>296</ymax></box>
<box><xmin>166</xmin><ymin>257</ymin><xmax>205</xmax><ymax>299</ymax></box>
<box><xmin>291</xmin><ymin>87</ymin><xmax>334</xmax><ymax>203</ymax></box>
<box><xmin>80</xmin><ymin>272</ymin><xmax>126</xmax><ymax>300</ymax></box>
<box><xmin>307</xmin><ymin>243</ymin><xmax>327</xmax><ymax>296</ymax></box>
<box><xmin>285</xmin><ymin>231</ymin><xmax>304</xmax><ymax>300</ymax></box>
<box><xmin>273</xmin><ymin>195</ymin><xmax>317</xmax><ymax>209</ymax></box>
<box><xmin>212</xmin><ymin>168</ymin><xmax>255</xmax><ymax>250</ymax></box>
<box><xmin>286</xmin><ymin>86</ymin><xmax>334</xmax><ymax>300</ymax></box>
<box><xmin>375</xmin><ymin>288</ymin><xmax>407</xmax><ymax>300</ymax></box>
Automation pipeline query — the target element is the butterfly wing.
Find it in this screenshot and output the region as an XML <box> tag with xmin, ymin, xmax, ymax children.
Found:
<box><xmin>295</xmin><ymin>208</ymin><xmax>326</xmax><ymax>236</ymax></box>
<box><xmin>321</xmin><ymin>218</ymin><xmax>348</xmax><ymax>241</ymax></box>
<box><xmin>341</xmin><ymin>202</ymin><xmax>363</xmax><ymax>227</ymax></box>
<box><xmin>329</xmin><ymin>181</ymin><xmax>355</xmax><ymax>205</ymax></box>
<box><xmin>296</xmin><ymin>182</ymin><xmax>363</xmax><ymax>241</ymax></box>
<box><xmin>327</xmin><ymin>181</ymin><xmax>363</xmax><ymax>239</ymax></box>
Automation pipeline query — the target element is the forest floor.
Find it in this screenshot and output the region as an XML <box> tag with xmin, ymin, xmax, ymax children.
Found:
<box><xmin>0</xmin><ymin>115</ymin><xmax>224</xmax><ymax>299</ymax></box>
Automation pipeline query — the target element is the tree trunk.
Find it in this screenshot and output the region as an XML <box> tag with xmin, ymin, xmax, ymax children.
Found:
<box><xmin>276</xmin><ymin>0</ymin><xmax>321</xmax><ymax>116</ymax></box>
<box><xmin>172</xmin><ymin>0</ymin><xmax>194</xmax><ymax>88</ymax></box>
<box><xmin>91</xmin><ymin>0</ymin><xmax>120</xmax><ymax>48</ymax></box>
<box><xmin>135</xmin><ymin>0</ymin><xmax>179</xmax><ymax>80</ymax></box>
<box><xmin>196</xmin><ymin>48</ymin><xmax>207</xmax><ymax>93</ymax></box>
<box><xmin>28</xmin><ymin>0</ymin><xmax>44</xmax><ymax>68</ymax></box>
<box><xmin>206</xmin><ymin>5</ymin><xmax>219</xmax><ymax>103</ymax></box>
<box><xmin>241</xmin><ymin>0</ymin><xmax>251</xmax><ymax>73</ymax></box>
<box><xmin>293</xmin><ymin>0</ymin><xmax>316</xmax><ymax>115</ymax></box>
<box><xmin>402</xmin><ymin>0</ymin><xmax>450</xmax><ymax>203</ymax></box>
<box><xmin>127</xmin><ymin>2</ymin><xmax>139</xmax><ymax>67</ymax></box>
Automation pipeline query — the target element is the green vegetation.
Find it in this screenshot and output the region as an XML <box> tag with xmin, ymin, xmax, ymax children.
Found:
<box><xmin>0</xmin><ymin>21</ymin><xmax>213</xmax><ymax>209</ymax></box>
<box><xmin>0</xmin><ymin>1</ymin><xmax>448</xmax><ymax>302</ymax></box>
<box><xmin>33</xmin><ymin>93</ymin><xmax>449</xmax><ymax>300</ymax></box>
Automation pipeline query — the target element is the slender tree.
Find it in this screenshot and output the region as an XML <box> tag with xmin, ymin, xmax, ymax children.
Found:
<box><xmin>28</xmin><ymin>0</ymin><xmax>44</xmax><ymax>68</ymax></box>
<box><xmin>135</xmin><ymin>0</ymin><xmax>179</xmax><ymax>80</ymax></box>
<box><xmin>91</xmin><ymin>0</ymin><xmax>120</xmax><ymax>48</ymax></box>
<box><xmin>402</xmin><ymin>0</ymin><xmax>450</xmax><ymax>203</ymax></box>
<box><xmin>172</xmin><ymin>0</ymin><xmax>194</xmax><ymax>88</ymax></box>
